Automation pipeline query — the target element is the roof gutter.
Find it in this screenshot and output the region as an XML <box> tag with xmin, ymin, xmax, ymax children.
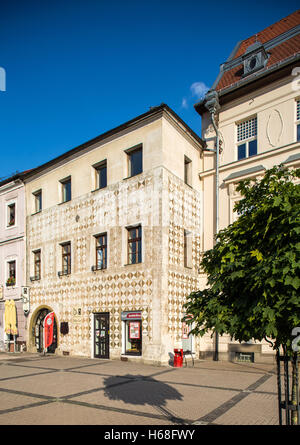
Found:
<box><xmin>19</xmin><ymin>103</ymin><xmax>204</xmax><ymax>183</ymax></box>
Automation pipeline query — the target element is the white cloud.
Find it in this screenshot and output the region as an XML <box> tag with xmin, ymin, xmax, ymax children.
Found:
<box><xmin>181</xmin><ymin>97</ymin><xmax>188</xmax><ymax>109</ymax></box>
<box><xmin>190</xmin><ymin>81</ymin><xmax>209</xmax><ymax>100</ymax></box>
<box><xmin>181</xmin><ymin>81</ymin><xmax>209</xmax><ymax>109</ymax></box>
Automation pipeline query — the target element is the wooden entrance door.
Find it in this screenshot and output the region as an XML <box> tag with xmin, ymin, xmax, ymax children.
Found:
<box><xmin>94</xmin><ymin>312</ymin><xmax>109</xmax><ymax>359</ymax></box>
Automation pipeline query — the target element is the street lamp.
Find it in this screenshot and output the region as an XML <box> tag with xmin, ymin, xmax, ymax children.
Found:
<box><xmin>204</xmin><ymin>89</ymin><xmax>220</xmax><ymax>361</ymax></box>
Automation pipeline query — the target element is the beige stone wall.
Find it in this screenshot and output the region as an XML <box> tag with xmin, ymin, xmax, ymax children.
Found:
<box><xmin>25</xmin><ymin>118</ymin><xmax>163</xmax><ymax>212</ymax></box>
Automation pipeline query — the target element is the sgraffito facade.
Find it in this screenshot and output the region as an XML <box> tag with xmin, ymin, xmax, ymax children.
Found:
<box><xmin>24</xmin><ymin>105</ymin><xmax>204</xmax><ymax>364</ymax></box>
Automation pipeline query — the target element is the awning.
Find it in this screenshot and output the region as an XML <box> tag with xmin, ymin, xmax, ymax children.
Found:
<box><xmin>4</xmin><ymin>300</ymin><xmax>18</xmax><ymax>335</ymax></box>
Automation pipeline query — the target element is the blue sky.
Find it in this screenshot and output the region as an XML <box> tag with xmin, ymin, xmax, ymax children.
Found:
<box><xmin>0</xmin><ymin>0</ymin><xmax>298</xmax><ymax>180</ymax></box>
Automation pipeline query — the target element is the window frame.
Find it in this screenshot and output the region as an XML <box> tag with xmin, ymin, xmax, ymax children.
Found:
<box><xmin>60</xmin><ymin>176</ymin><xmax>72</xmax><ymax>203</ymax></box>
<box><xmin>236</xmin><ymin>116</ymin><xmax>257</xmax><ymax>161</ymax></box>
<box><xmin>33</xmin><ymin>189</ymin><xmax>42</xmax><ymax>213</ymax></box>
<box><xmin>6</xmin><ymin>201</ymin><xmax>16</xmax><ymax>228</ymax></box>
<box><xmin>93</xmin><ymin>160</ymin><xmax>107</xmax><ymax>190</ymax></box>
<box><xmin>60</xmin><ymin>242</ymin><xmax>71</xmax><ymax>276</ymax></box>
<box><xmin>33</xmin><ymin>249</ymin><xmax>41</xmax><ymax>280</ymax></box>
<box><xmin>184</xmin><ymin>229</ymin><xmax>193</xmax><ymax>268</ymax></box>
<box><xmin>6</xmin><ymin>259</ymin><xmax>16</xmax><ymax>287</ymax></box>
<box><xmin>296</xmin><ymin>99</ymin><xmax>300</xmax><ymax>142</ymax></box>
<box><xmin>94</xmin><ymin>233</ymin><xmax>107</xmax><ymax>270</ymax></box>
<box><xmin>184</xmin><ymin>156</ymin><xmax>192</xmax><ymax>187</ymax></box>
<box><xmin>127</xmin><ymin>225</ymin><xmax>142</xmax><ymax>265</ymax></box>
<box><xmin>125</xmin><ymin>144</ymin><xmax>143</xmax><ymax>178</ymax></box>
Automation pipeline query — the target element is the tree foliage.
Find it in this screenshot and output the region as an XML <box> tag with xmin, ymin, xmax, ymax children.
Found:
<box><xmin>183</xmin><ymin>165</ymin><xmax>300</xmax><ymax>353</ymax></box>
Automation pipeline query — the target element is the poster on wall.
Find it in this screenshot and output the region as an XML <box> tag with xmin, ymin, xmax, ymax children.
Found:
<box><xmin>129</xmin><ymin>321</ymin><xmax>140</xmax><ymax>339</ymax></box>
<box><xmin>182</xmin><ymin>322</ymin><xmax>189</xmax><ymax>339</ymax></box>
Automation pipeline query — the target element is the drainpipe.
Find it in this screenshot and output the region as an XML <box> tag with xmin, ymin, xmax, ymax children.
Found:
<box><xmin>204</xmin><ymin>89</ymin><xmax>220</xmax><ymax>361</ymax></box>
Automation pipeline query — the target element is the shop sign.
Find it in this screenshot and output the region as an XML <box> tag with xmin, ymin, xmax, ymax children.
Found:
<box><xmin>182</xmin><ymin>322</ymin><xmax>190</xmax><ymax>339</ymax></box>
<box><xmin>72</xmin><ymin>307</ymin><xmax>82</xmax><ymax>323</ymax></box>
<box><xmin>21</xmin><ymin>287</ymin><xmax>30</xmax><ymax>316</ymax></box>
<box><xmin>121</xmin><ymin>311</ymin><xmax>142</xmax><ymax>321</ymax></box>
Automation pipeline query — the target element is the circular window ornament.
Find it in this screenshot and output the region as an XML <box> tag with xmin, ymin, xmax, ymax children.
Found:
<box><xmin>249</xmin><ymin>56</ymin><xmax>257</xmax><ymax>70</ymax></box>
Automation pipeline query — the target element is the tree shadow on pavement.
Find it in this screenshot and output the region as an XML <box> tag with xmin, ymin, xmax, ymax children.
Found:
<box><xmin>103</xmin><ymin>374</ymin><xmax>186</xmax><ymax>424</ymax></box>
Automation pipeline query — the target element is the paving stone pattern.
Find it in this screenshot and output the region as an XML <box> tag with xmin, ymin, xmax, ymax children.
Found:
<box><xmin>0</xmin><ymin>353</ymin><xmax>279</xmax><ymax>425</ymax></box>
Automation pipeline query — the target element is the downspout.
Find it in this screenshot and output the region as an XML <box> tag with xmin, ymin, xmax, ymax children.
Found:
<box><xmin>204</xmin><ymin>89</ymin><xmax>220</xmax><ymax>361</ymax></box>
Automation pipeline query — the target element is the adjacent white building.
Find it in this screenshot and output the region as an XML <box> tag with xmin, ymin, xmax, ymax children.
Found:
<box><xmin>0</xmin><ymin>174</ymin><xmax>27</xmax><ymax>352</ymax></box>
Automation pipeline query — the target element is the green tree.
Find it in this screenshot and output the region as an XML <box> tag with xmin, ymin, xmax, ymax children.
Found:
<box><xmin>183</xmin><ymin>165</ymin><xmax>300</xmax><ymax>423</ymax></box>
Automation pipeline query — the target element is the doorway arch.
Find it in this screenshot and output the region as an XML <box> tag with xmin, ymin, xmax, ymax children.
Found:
<box><xmin>31</xmin><ymin>307</ymin><xmax>58</xmax><ymax>353</ymax></box>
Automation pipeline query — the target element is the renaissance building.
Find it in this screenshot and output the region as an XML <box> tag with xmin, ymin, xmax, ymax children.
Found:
<box><xmin>23</xmin><ymin>104</ymin><xmax>205</xmax><ymax>364</ymax></box>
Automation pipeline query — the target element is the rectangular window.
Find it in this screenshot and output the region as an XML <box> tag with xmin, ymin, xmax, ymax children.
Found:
<box><xmin>125</xmin><ymin>321</ymin><xmax>142</xmax><ymax>355</ymax></box>
<box><xmin>33</xmin><ymin>250</ymin><xmax>41</xmax><ymax>280</ymax></box>
<box><xmin>127</xmin><ymin>145</ymin><xmax>143</xmax><ymax>177</ymax></box>
<box><xmin>184</xmin><ymin>230</ymin><xmax>192</xmax><ymax>268</ymax></box>
<box><xmin>7</xmin><ymin>260</ymin><xmax>16</xmax><ymax>286</ymax></box>
<box><xmin>61</xmin><ymin>242</ymin><xmax>71</xmax><ymax>275</ymax></box>
<box><xmin>184</xmin><ymin>156</ymin><xmax>192</xmax><ymax>186</ymax></box>
<box><xmin>60</xmin><ymin>177</ymin><xmax>71</xmax><ymax>203</ymax></box>
<box><xmin>7</xmin><ymin>203</ymin><xmax>15</xmax><ymax>227</ymax></box>
<box><xmin>296</xmin><ymin>100</ymin><xmax>300</xmax><ymax>142</ymax></box>
<box><xmin>127</xmin><ymin>225</ymin><xmax>142</xmax><ymax>264</ymax></box>
<box><xmin>122</xmin><ymin>311</ymin><xmax>142</xmax><ymax>356</ymax></box>
<box><xmin>33</xmin><ymin>190</ymin><xmax>42</xmax><ymax>213</ymax></box>
<box><xmin>237</xmin><ymin>117</ymin><xmax>257</xmax><ymax>160</ymax></box>
<box><xmin>95</xmin><ymin>160</ymin><xmax>107</xmax><ymax>190</ymax></box>
<box><xmin>94</xmin><ymin>233</ymin><xmax>107</xmax><ymax>270</ymax></box>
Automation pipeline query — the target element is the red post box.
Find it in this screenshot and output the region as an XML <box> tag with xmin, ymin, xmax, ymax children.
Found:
<box><xmin>173</xmin><ymin>348</ymin><xmax>183</xmax><ymax>367</ymax></box>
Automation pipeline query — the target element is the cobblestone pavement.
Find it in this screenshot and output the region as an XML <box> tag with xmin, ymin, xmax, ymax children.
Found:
<box><xmin>0</xmin><ymin>352</ymin><xmax>279</xmax><ymax>426</ymax></box>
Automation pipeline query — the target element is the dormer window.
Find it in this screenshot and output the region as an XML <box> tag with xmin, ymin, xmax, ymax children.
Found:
<box><xmin>242</xmin><ymin>41</ymin><xmax>268</xmax><ymax>77</ymax></box>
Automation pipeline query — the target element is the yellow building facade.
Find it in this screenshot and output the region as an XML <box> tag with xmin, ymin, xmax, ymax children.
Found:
<box><xmin>195</xmin><ymin>10</ymin><xmax>300</xmax><ymax>362</ymax></box>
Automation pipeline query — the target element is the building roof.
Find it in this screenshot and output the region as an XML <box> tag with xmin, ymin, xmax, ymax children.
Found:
<box><xmin>195</xmin><ymin>9</ymin><xmax>300</xmax><ymax>114</ymax></box>
<box><xmin>0</xmin><ymin>104</ymin><xmax>204</xmax><ymax>186</ymax></box>
<box><xmin>232</xmin><ymin>10</ymin><xmax>300</xmax><ymax>60</ymax></box>
<box><xmin>0</xmin><ymin>169</ymin><xmax>33</xmax><ymax>189</ymax></box>
<box><xmin>216</xmin><ymin>33</ymin><xmax>300</xmax><ymax>91</ymax></box>
<box><xmin>215</xmin><ymin>9</ymin><xmax>300</xmax><ymax>92</ymax></box>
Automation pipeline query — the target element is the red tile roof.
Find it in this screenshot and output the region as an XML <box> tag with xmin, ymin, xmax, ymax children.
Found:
<box><xmin>215</xmin><ymin>9</ymin><xmax>300</xmax><ymax>92</ymax></box>
<box><xmin>234</xmin><ymin>10</ymin><xmax>300</xmax><ymax>59</ymax></box>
